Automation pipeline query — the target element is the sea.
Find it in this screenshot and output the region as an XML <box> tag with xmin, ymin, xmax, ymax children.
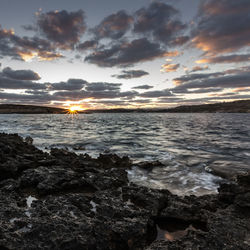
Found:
<box><xmin>1</xmin><ymin>113</ymin><xmax>249</xmax><ymax>196</ymax></box>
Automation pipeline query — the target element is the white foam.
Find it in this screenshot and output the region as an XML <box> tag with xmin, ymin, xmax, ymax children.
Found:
<box><xmin>9</xmin><ymin>218</ymin><xmax>18</xmax><ymax>223</ymax></box>
<box><xmin>127</xmin><ymin>165</ymin><xmax>223</xmax><ymax>196</ymax></box>
<box><xmin>26</xmin><ymin>196</ymin><xmax>37</xmax><ymax>208</ymax></box>
<box><xmin>25</xmin><ymin>195</ymin><xmax>38</xmax><ymax>218</ymax></box>
<box><xmin>90</xmin><ymin>200</ymin><xmax>97</xmax><ymax>213</ymax></box>
<box><xmin>18</xmin><ymin>224</ymin><xmax>32</xmax><ymax>233</ymax></box>
<box><xmin>70</xmin><ymin>211</ymin><xmax>77</xmax><ymax>219</ymax></box>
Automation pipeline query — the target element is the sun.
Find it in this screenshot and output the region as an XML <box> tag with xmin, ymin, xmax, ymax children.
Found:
<box><xmin>68</xmin><ymin>106</ymin><xmax>84</xmax><ymax>114</ymax></box>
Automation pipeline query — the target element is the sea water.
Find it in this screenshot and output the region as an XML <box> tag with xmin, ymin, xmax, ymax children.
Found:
<box><xmin>0</xmin><ymin>113</ymin><xmax>249</xmax><ymax>196</ymax></box>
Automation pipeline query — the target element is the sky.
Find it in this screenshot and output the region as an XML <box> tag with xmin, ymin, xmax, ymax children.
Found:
<box><xmin>0</xmin><ymin>0</ymin><xmax>250</xmax><ymax>109</ymax></box>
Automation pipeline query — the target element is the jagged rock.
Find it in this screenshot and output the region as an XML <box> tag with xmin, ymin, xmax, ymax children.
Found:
<box><xmin>0</xmin><ymin>133</ymin><xmax>250</xmax><ymax>249</ymax></box>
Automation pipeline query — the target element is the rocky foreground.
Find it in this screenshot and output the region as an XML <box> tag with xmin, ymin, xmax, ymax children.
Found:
<box><xmin>0</xmin><ymin>133</ymin><xmax>250</xmax><ymax>249</ymax></box>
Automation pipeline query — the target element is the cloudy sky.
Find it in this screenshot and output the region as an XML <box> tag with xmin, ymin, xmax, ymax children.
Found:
<box><xmin>0</xmin><ymin>0</ymin><xmax>250</xmax><ymax>109</ymax></box>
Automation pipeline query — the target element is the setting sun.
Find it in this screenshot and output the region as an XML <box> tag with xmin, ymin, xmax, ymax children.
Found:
<box><xmin>68</xmin><ymin>106</ymin><xmax>84</xmax><ymax>113</ymax></box>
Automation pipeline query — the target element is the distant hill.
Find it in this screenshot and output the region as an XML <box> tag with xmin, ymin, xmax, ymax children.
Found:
<box><xmin>0</xmin><ymin>104</ymin><xmax>66</xmax><ymax>114</ymax></box>
<box><xmin>160</xmin><ymin>99</ymin><xmax>250</xmax><ymax>113</ymax></box>
<box><xmin>0</xmin><ymin>100</ymin><xmax>249</xmax><ymax>114</ymax></box>
<box><xmin>87</xmin><ymin>99</ymin><xmax>250</xmax><ymax>113</ymax></box>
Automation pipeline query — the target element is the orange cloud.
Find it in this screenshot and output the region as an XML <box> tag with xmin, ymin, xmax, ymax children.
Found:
<box><xmin>38</xmin><ymin>51</ymin><xmax>63</xmax><ymax>61</ymax></box>
<box><xmin>17</xmin><ymin>51</ymin><xmax>38</xmax><ymax>61</ymax></box>
<box><xmin>161</xmin><ymin>63</ymin><xmax>180</xmax><ymax>73</ymax></box>
<box><xmin>164</xmin><ymin>51</ymin><xmax>180</xmax><ymax>57</ymax></box>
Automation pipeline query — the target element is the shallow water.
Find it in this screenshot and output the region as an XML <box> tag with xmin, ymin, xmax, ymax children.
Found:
<box><xmin>0</xmin><ymin>113</ymin><xmax>249</xmax><ymax>195</ymax></box>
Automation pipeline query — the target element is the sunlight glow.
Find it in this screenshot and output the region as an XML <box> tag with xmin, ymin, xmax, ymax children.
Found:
<box><xmin>17</xmin><ymin>51</ymin><xmax>38</xmax><ymax>61</ymax></box>
<box><xmin>68</xmin><ymin>105</ymin><xmax>84</xmax><ymax>113</ymax></box>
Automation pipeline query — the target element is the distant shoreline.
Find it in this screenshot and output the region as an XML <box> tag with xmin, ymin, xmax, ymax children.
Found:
<box><xmin>0</xmin><ymin>99</ymin><xmax>249</xmax><ymax>114</ymax></box>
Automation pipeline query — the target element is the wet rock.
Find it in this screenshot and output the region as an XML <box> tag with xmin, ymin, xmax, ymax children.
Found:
<box><xmin>24</xmin><ymin>136</ymin><xmax>33</xmax><ymax>145</ymax></box>
<box><xmin>0</xmin><ymin>133</ymin><xmax>250</xmax><ymax>249</ymax></box>
<box><xmin>208</xmin><ymin>160</ymin><xmax>250</xmax><ymax>179</ymax></box>
<box><xmin>134</xmin><ymin>161</ymin><xmax>165</xmax><ymax>171</ymax></box>
<box><xmin>72</xmin><ymin>145</ymin><xmax>85</xmax><ymax>151</ymax></box>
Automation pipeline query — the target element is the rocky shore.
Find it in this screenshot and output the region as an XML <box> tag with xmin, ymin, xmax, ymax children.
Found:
<box><xmin>0</xmin><ymin>133</ymin><xmax>250</xmax><ymax>249</ymax></box>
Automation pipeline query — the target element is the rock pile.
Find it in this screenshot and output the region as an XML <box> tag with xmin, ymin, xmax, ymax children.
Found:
<box><xmin>0</xmin><ymin>133</ymin><xmax>249</xmax><ymax>249</ymax></box>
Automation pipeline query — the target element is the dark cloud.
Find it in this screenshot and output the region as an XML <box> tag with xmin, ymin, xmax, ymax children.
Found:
<box><xmin>189</xmin><ymin>65</ymin><xmax>209</xmax><ymax>73</ymax></box>
<box><xmin>37</xmin><ymin>10</ymin><xmax>86</xmax><ymax>49</ymax></box>
<box><xmin>210</xmin><ymin>92</ymin><xmax>238</xmax><ymax>97</ymax></box>
<box><xmin>53</xmin><ymin>89</ymin><xmax>138</xmax><ymax>100</ymax></box>
<box><xmin>49</xmin><ymin>79</ymin><xmax>87</xmax><ymax>91</ymax></box>
<box><xmin>208</xmin><ymin>94</ymin><xmax>250</xmax><ymax>100</ymax></box>
<box><xmin>51</xmin><ymin>81</ymin><xmax>137</xmax><ymax>100</ymax></box>
<box><xmin>92</xmin><ymin>10</ymin><xmax>133</xmax><ymax>40</ymax></box>
<box><xmin>0</xmin><ymin>26</ymin><xmax>21</xmax><ymax>59</ymax></box>
<box><xmin>2</xmin><ymin>67</ymin><xmax>41</xmax><ymax>80</ymax></box>
<box><xmin>22</xmin><ymin>25</ymin><xmax>37</xmax><ymax>32</ymax></box>
<box><xmin>130</xmin><ymin>99</ymin><xmax>151</xmax><ymax>104</ymax></box>
<box><xmin>25</xmin><ymin>90</ymin><xmax>49</xmax><ymax>95</ymax></box>
<box><xmin>0</xmin><ymin>67</ymin><xmax>45</xmax><ymax>90</ymax></box>
<box><xmin>173</xmin><ymin>72</ymin><xmax>225</xmax><ymax>85</ymax></box>
<box><xmin>188</xmin><ymin>87</ymin><xmax>223</xmax><ymax>94</ymax></box>
<box><xmin>79</xmin><ymin>2</ymin><xmax>188</xmax><ymax>68</ymax></box>
<box><xmin>0</xmin><ymin>25</ymin><xmax>62</xmax><ymax>61</ymax></box>
<box><xmin>92</xmin><ymin>99</ymin><xmax>151</xmax><ymax>106</ymax></box>
<box><xmin>119</xmin><ymin>91</ymin><xmax>138</xmax><ymax>99</ymax></box>
<box><xmin>192</xmin><ymin>0</ymin><xmax>250</xmax><ymax>54</ymax></box>
<box><xmin>157</xmin><ymin>97</ymin><xmax>184</xmax><ymax>103</ymax></box>
<box><xmin>85</xmin><ymin>38</ymin><xmax>167</xmax><ymax>67</ymax></box>
<box><xmin>11</xmin><ymin>35</ymin><xmax>63</xmax><ymax>61</ymax></box>
<box><xmin>112</xmin><ymin>70</ymin><xmax>149</xmax><ymax>79</ymax></box>
<box><xmin>132</xmin><ymin>85</ymin><xmax>153</xmax><ymax>90</ymax></box>
<box><xmin>0</xmin><ymin>91</ymin><xmax>53</xmax><ymax>104</ymax></box>
<box><xmin>0</xmin><ymin>77</ymin><xmax>46</xmax><ymax>90</ymax></box>
<box><xmin>171</xmin><ymin>71</ymin><xmax>250</xmax><ymax>93</ymax></box>
<box><xmin>85</xmin><ymin>82</ymin><xmax>121</xmax><ymax>92</ymax></box>
<box><xmin>77</xmin><ymin>40</ymin><xmax>98</xmax><ymax>51</ymax></box>
<box><xmin>201</xmin><ymin>0</ymin><xmax>250</xmax><ymax>15</ymax></box>
<box><xmin>197</xmin><ymin>54</ymin><xmax>250</xmax><ymax>64</ymax></box>
<box><xmin>172</xmin><ymin>87</ymin><xmax>223</xmax><ymax>94</ymax></box>
<box><xmin>139</xmin><ymin>89</ymin><xmax>173</xmax><ymax>98</ymax></box>
<box><xmin>133</xmin><ymin>2</ymin><xmax>187</xmax><ymax>45</ymax></box>
<box><xmin>173</xmin><ymin>66</ymin><xmax>250</xmax><ymax>85</ymax></box>
<box><xmin>170</xmin><ymin>36</ymin><xmax>189</xmax><ymax>46</ymax></box>
<box><xmin>91</xmin><ymin>100</ymin><xmax>128</xmax><ymax>106</ymax></box>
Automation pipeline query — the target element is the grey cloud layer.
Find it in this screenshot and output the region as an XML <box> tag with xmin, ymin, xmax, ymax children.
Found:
<box><xmin>49</xmin><ymin>79</ymin><xmax>87</xmax><ymax>91</ymax></box>
<box><xmin>2</xmin><ymin>67</ymin><xmax>41</xmax><ymax>80</ymax></box>
<box><xmin>0</xmin><ymin>1</ymin><xmax>189</xmax><ymax>68</ymax></box>
<box><xmin>139</xmin><ymin>89</ymin><xmax>173</xmax><ymax>98</ymax></box>
<box><xmin>112</xmin><ymin>70</ymin><xmax>149</xmax><ymax>79</ymax></box>
<box><xmin>0</xmin><ymin>67</ymin><xmax>45</xmax><ymax>89</ymax></box>
<box><xmin>132</xmin><ymin>85</ymin><xmax>153</xmax><ymax>90</ymax></box>
<box><xmin>171</xmin><ymin>67</ymin><xmax>250</xmax><ymax>94</ymax></box>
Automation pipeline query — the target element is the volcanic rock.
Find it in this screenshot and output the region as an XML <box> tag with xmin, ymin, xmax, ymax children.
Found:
<box><xmin>0</xmin><ymin>133</ymin><xmax>250</xmax><ymax>249</ymax></box>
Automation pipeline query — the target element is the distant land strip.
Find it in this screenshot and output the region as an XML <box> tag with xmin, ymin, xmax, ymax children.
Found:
<box><xmin>0</xmin><ymin>100</ymin><xmax>249</xmax><ymax>114</ymax></box>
